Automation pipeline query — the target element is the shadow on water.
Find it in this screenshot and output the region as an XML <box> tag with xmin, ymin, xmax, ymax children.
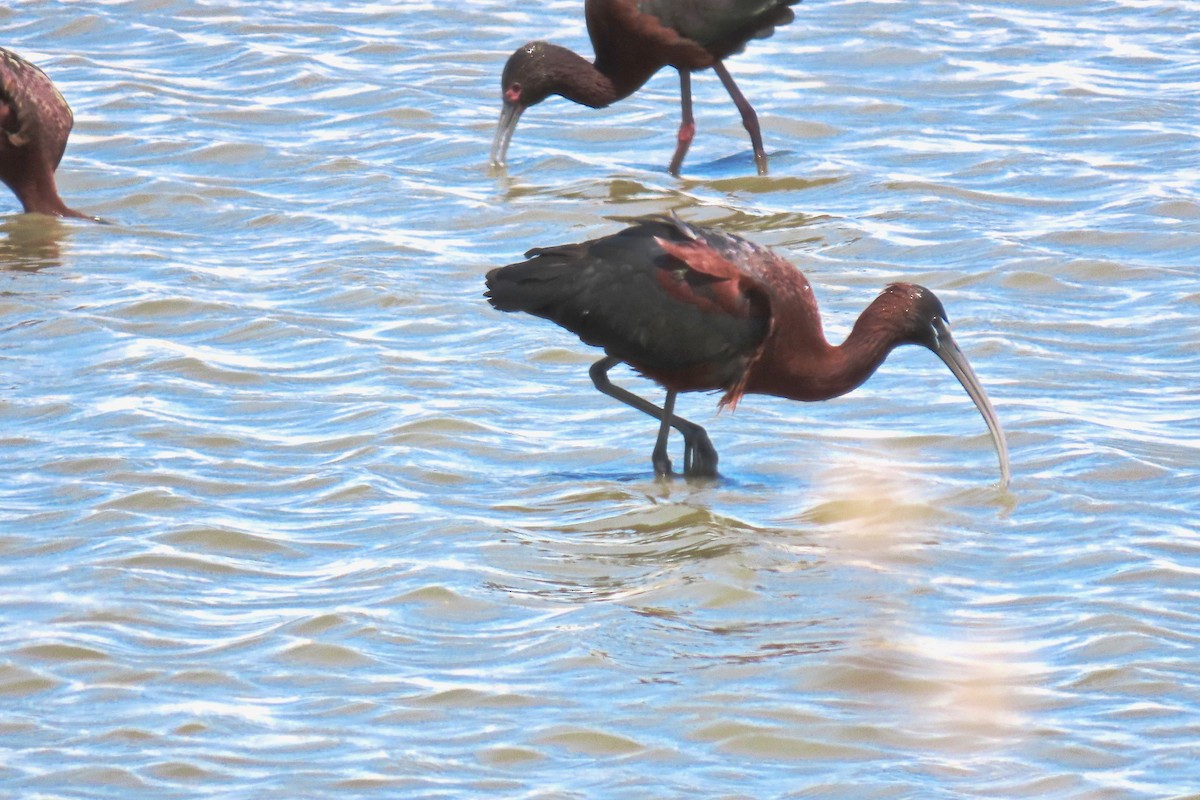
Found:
<box><xmin>535</xmin><ymin>468</ymin><xmax>751</xmax><ymax>491</ymax></box>
<box><xmin>493</xmin><ymin>155</ymin><xmax>841</xmax><ymax>208</ymax></box>
<box><xmin>0</xmin><ymin>215</ymin><xmax>74</xmax><ymax>271</ymax></box>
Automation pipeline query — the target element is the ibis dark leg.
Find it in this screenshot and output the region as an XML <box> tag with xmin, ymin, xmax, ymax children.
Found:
<box><xmin>653</xmin><ymin>389</ymin><xmax>678</xmax><ymax>475</ymax></box>
<box><xmin>683</xmin><ymin>424</ymin><xmax>718</xmax><ymax>477</ymax></box>
<box><xmin>588</xmin><ymin>357</ymin><xmax>719</xmax><ymax>478</ymax></box>
<box><xmin>712</xmin><ymin>61</ymin><xmax>767</xmax><ymax>175</ymax></box>
<box><xmin>668</xmin><ymin>70</ymin><xmax>695</xmax><ymax>177</ymax></box>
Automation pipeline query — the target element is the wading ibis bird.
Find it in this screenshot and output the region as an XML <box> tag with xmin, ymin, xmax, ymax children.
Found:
<box><xmin>485</xmin><ymin>215</ymin><xmax>1010</xmax><ymax>485</ymax></box>
<box><xmin>490</xmin><ymin>0</ymin><xmax>801</xmax><ymax>176</ymax></box>
<box><xmin>0</xmin><ymin>47</ymin><xmax>89</xmax><ymax>219</ymax></box>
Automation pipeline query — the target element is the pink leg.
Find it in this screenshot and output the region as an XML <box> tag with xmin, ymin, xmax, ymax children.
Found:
<box><xmin>712</xmin><ymin>61</ymin><xmax>768</xmax><ymax>175</ymax></box>
<box><xmin>668</xmin><ymin>70</ymin><xmax>695</xmax><ymax>176</ymax></box>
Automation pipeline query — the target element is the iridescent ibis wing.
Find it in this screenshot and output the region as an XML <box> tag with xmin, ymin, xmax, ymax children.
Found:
<box><xmin>586</xmin><ymin>0</ymin><xmax>799</xmax><ymax>76</ymax></box>
<box><xmin>633</xmin><ymin>0</ymin><xmax>800</xmax><ymax>57</ymax></box>
<box><xmin>486</xmin><ymin>216</ymin><xmax>773</xmax><ymax>398</ymax></box>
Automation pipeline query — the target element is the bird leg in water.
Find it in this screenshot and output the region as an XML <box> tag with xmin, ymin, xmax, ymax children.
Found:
<box><xmin>682</xmin><ymin>426</ymin><xmax>717</xmax><ymax>477</ymax></box>
<box><xmin>654</xmin><ymin>389</ymin><xmax>678</xmax><ymax>474</ymax></box>
<box><xmin>588</xmin><ymin>357</ymin><xmax>719</xmax><ymax>478</ymax></box>
<box><xmin>668</xmin><ymin>70</ymin><xmax>696</xmax><ymax>177</ymax></box>
<box><xmin>712</xmin><ymin>61</ymin><xmax>768</xmax><ymax>175</ymax></box>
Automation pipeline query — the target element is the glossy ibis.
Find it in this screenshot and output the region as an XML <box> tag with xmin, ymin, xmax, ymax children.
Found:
<box><xmin>490</xmin><ymin>0</ymin><xmax>800</xmax><ymax>176</ymax></box>
<box><xmin>485</xmin><ymin>215</ymin><xmax>1010</xmax><ymax>485</ymax></box>
<box><xmin>1</xmin><ymin>47</ymin><xmax>89</xmax><ymax>219</ymax></box>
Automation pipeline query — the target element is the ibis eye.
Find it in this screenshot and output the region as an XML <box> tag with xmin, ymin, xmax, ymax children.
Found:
<box><xmin>505</xmin><ymin>82</ymin><xmax>522</xmax><ymax>103</ymax></box>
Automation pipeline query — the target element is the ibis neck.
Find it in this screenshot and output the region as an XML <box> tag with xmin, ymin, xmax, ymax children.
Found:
<box><xmin>753</xmin><ymin>297</ymin><xmax>904</xmax><ymax>402</ymax></box>
<box><xmin>544</xmin><ymin>44</ymin><xmax>649</xmax><ymax>107</ymax></box>
<box><xmin>21</xmin><ymin>176</ymin><xmax>83</xmax><ymax>218</ymax></box>
<box><xmin>3</xmin><ymin>161</ymin><xmax>83</xmax><ymax>218</ymax></box>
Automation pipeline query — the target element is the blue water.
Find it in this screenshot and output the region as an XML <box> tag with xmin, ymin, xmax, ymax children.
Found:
<box><xmin>2</xmin><ymin>1</ymin><xmax>1199</xmax><ymax>797</ymax></box>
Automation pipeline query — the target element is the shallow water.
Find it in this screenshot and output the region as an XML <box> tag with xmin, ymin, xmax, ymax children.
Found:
<box><xmin>2</xmin><ymin>0</ymin><xmax>1199</xmax><ymax>797</ymax></box>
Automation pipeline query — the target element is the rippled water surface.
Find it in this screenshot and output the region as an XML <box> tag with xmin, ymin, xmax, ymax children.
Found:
<box><xmin>3</xmin><ymin>1</ymin><xmax>1199</xmax><ymax>797</ymax></box>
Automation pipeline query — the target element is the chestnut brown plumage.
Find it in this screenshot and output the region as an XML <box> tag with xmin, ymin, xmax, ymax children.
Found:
<box><xmin>0</xmin><ymin>47</ymin><xmax>89</xmax><ymax>219</ymax></box>
<box><xmin>490</xmin><ymin>0</ymin><xmax>801</xmax><ymax>176</ymax></box>
<box><xmin>486</xmin><ymin>216</ymin><xmax>1010</xmax><ymax>485</ymax></box>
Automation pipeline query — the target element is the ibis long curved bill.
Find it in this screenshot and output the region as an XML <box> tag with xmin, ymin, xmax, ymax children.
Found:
<box><xmin>489</xmin><ymin>101</ymin><xmax>524</xmax><ymax>169</ymax></box>
<box><xmin>929</xmin><ymin>318</ymin><xmax>1011</xmax><ymax>489</ymax></box>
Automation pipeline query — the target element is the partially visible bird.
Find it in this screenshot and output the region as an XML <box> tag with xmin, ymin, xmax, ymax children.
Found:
<box><xmin>490</xmin><ymin>0</ymin><xmax>801</xmax><ymax>176</ymax></box>
<box><xmin>0</xmin><ymin>47</ymin><xmax>89</xmax><ymax>219</ymax></box>
<box><xmin>486</xmin><ymin>215</ymin><xmax>1010</xmax><ymax>485</ymax></box>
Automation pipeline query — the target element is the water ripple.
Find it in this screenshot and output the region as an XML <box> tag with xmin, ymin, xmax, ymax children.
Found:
<box><xmin>1</xmin><ymin>0</ymin><xmax>1198</xmax><ymax>797</ymax></box>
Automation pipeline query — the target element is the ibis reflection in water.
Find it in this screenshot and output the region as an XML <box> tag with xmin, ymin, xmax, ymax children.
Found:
<box><xmin>490</xmin><ymin>0</ymin><xmax>801</xmax><ymax>176</ymax></box>
<box><xmin>0</xmin><ymin>47</ymin><xmax>90</xmax><ymax>219</ymax></box>
<box><xmin>486</xmin><ymin>215</ymin><xmax>1010</xmax><ymax>486</ymax></box>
